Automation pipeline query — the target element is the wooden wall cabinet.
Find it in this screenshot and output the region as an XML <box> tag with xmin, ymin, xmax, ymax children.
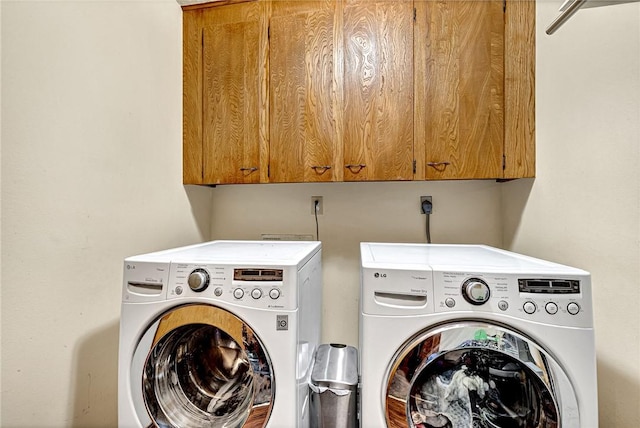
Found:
<box><xmin>182</xmin><ymin>0</ymin><xmax>535</xmax><ymax>185</ymax></box>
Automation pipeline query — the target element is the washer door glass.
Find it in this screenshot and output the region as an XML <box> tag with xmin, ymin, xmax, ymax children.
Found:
<box><xmin>139</xmin><ymin>304</ymin><xmax>273</xmax><ymax>428</ymax></box>
<box><xmin>386</xmin><ymin>321</ymin><xmax>574</xmax><ymax>428</ymax></box>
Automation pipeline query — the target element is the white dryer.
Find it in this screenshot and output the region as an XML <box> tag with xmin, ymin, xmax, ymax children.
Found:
<box><xmin>359</xmin><ymin>243</ymin><xmax>597</xmax><ymax>428</ymax></box>
<box><xmin>118</xmin><ymin>240</ymin><xmax>322</xmax><ymax>428</ymax></box>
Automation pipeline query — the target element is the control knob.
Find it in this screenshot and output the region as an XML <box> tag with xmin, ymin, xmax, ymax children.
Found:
<box><xmin>188</xmin><ymin>268</ymin><xmax>210</xmax><ymax>292</ymax></box>
<box><xmin>462</xmin><ymin>278</ymin><xmax>491</xmax><ymax>305</ymax></box>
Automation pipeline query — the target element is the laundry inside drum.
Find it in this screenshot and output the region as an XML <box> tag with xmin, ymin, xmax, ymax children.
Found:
<box><xmin>408</xmin><ymin>347</ymin><xmax>559</xmax><ymax>428</ymax></box>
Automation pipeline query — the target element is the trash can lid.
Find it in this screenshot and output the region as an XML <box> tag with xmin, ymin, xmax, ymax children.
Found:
<box><xmin>311</xmin><ymin>344</ymin><xmax>358</xmax><ymax>389</ymax></box>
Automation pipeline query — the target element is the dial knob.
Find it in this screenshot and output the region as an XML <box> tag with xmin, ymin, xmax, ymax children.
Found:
<box><xmin>462</xmin><ymin>278</ymin><xmax>490</xmax><ymax>305</ymax></box>
<box><xmin>188</xmin><ymin>268</ymin><xmax>210</xmax><ymax>292</ymax></box>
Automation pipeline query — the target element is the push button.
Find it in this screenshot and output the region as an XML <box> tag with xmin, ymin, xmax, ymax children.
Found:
<box><xmin>269</xmin><ymin>288</ymin><xmax>281</xmax><ymax>299</ymax></box>
<box><xmin>567</xmin><ymin>302</ymin><xmax>581</xmax><ymax>315</ymax></box>
<box><xmin>523</xmin><ymin>301</ymin><xmax>537</xmax><ymax>314</ymax></box>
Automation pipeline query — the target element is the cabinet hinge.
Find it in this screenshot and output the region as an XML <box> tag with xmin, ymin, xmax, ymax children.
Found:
<box><xmin>267</xmin><ymin>164</ymin><xmax>270</xmax><ymax>178</ymax></box>
<box><xmin>268</xmin><ymin>25</ymin><xmax>270</xmax><ymax>40</ymax></box>
<box><xmin>413</xmin><ymin>159</ymin><xmax>417</xmax><ymax>174</ymax></box>
<box><xmin>413</xmin><ymin>7</ymin><xmax>417</xmax><ymax>23</ymax></box>
<box><xmin>502</xmin><ymin>154</ymin><xmax>506</xmax><ymax>170</ymax></box>
<box><xmin>503</xmin><ymin>0</ymin><xmax>506</xmax><ymax>13</ymax></box>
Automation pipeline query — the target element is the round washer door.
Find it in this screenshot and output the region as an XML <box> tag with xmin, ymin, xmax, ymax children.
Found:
<box><xmin>385</xmin><ymin>321</ymin><xmax>577</xmax><ymax>428</ymax></box>
<box><xmin>132</xmin><ymin>304</ymin><xmax>273</xmax><ymax>428</ymax></box>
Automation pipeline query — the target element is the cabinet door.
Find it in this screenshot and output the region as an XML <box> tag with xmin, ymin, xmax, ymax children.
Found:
<box><xmin>201</xmin><ymin>1</ymin><xmax>267</xmax><ymax>184</ymax></box>
<box><xmin>416</xmin><ymin>0</ymin><xmax>504</xmax><ymax>180</ymax></box>
<box><xmin>343</xmin><ymin>0</ymin><xmax>414</xmax><ymax>181</ymax></box>
<box><xmin>269</xmin><ymin>1</ymin><xmax>341</xmax><ymax>183</ymax></box>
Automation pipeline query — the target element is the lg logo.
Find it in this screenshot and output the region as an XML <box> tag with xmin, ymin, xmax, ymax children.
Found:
<box><xmin>374</xmin><ymin>272</ymin><xmax>387</xmax><ymax>278</ymax></box>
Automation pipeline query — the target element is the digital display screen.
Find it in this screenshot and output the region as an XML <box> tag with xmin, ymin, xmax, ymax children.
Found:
<box><xmin>518</xmin><ymin>279</ymin><xmax>580</xmax><ymax>294</ymax></box>
<box><xmin>234</xmin><ymin>268</ymin><xmax>283</xmax><ymax>281</ymax></box>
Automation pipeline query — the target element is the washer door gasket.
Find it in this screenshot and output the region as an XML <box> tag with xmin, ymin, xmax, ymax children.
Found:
<box><xmin>385</xmin><ymin>321</ymin><xmax>576</xmax><ymax>428</ymax></box>
<box><xmin>136</xmin><ymin>304</ymin><xmax>273</xmax><ymax>428</ymax></box>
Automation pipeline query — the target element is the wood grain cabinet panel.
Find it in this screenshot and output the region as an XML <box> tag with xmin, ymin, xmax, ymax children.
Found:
<box><xmin>183</xmin><ymin>8</ymin><xmax>204</xmax><ymax>185</ymax></box>
<box><xmin>269</xmin><ymin>1</ymin><xmax>341</xmax><ymax>183</ymax></box>
<box><xmin>343</xmin><ymin>0</ymin><xmax>414</xmax><ymax>181</ymax></box>
<box><xmin>416</xmin><ymin>0</ymin><xmax>504</xmax><ymax>180</ymax></box>
<box><xmin>182</xmin><ymin>0</ymin><xmax>267</xmax><ymax>185</ymax></box>
<box><xmin>504</xmin><ymin>0</ymin><xmax>535</xmax><ymax>179</ymax></box>
<box><xmin>202</xmin><ymin>1</ymin><xmax>267</xmax><ymax>184</ymax></box>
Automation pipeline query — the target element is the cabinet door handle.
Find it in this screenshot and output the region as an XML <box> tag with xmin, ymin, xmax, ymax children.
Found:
<box><xmin>310</xmin><ymin>165</ymin><xmax>332</xmax><ymax>175</ymax></box>
<box><xmin>427</xmin><ymin>162</ymin><xmax>450</xmax><ymax>172</ymax></box>
<box><xmin>240</xmin><ymin>167</ymin><xmax>258</xmax><ymax>175</ymax></box>
<box><xmin>345</xmin><ymin>164</ymin><xmax>366</xmax><ymax>174</ymax></box>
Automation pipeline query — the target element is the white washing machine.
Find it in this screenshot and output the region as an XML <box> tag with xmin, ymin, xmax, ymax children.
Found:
<box><xmin>359</xmin><ymin>243</ymin><xmax>598</xmax><ymax>428</ymax></box>
<box><xmin>118</xmin><ymin>240</ymin><xmax>322</xmax><ymax>428</ymax></box>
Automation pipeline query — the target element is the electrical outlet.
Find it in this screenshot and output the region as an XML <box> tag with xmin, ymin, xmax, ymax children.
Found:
<box><xmin>311</xmin><ymin>196</ymin><xmax>323</xmax><ymax>215</ymax></box>
<box><xmin>420</xmin><ymin>196</ymin><xmax>433</xmax><ymax>214</ymax></box>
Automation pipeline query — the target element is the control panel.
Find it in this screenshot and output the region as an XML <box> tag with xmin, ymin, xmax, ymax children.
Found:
<box><xmin>432</xmin><ymin>271</ymin><xmax>592</xmax><ymax>328</ymax></box>
<box><xmin>166</xmin><ymin>264</ymin><xmax>295</xmax><ymax>310</ymax></box>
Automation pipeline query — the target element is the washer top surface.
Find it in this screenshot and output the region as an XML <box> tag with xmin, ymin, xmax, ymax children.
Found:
<box><xmin>361</xmin><ymin>242</ymin><xmax>588</xmax><ymax>275</ymax></box>
<box><xmin>126</xmin><ymin>240</ymin><xmax>321</xmax><ymax>266</ymax></box>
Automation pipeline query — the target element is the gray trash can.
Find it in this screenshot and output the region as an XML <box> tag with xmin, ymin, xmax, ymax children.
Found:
<box><xmin>309</xmin><ymin>343</ymin><xmax>358</xmax><ymax>428</ymax></box>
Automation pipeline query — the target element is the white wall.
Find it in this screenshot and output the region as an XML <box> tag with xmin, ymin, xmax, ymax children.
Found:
<box><xmin>1</xmin><ymin>1</ymin><xmax>212</xmax><ymax>426</ymax></box>
<box><xmin>503</xmin><ymin>1</ymin><xmax>640</xmax><ymax>426</ymax></box>
<box><xmin>209</xmin><ymin>181</ymin><xmax>504</xmax><ymax>345</ymax></box>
